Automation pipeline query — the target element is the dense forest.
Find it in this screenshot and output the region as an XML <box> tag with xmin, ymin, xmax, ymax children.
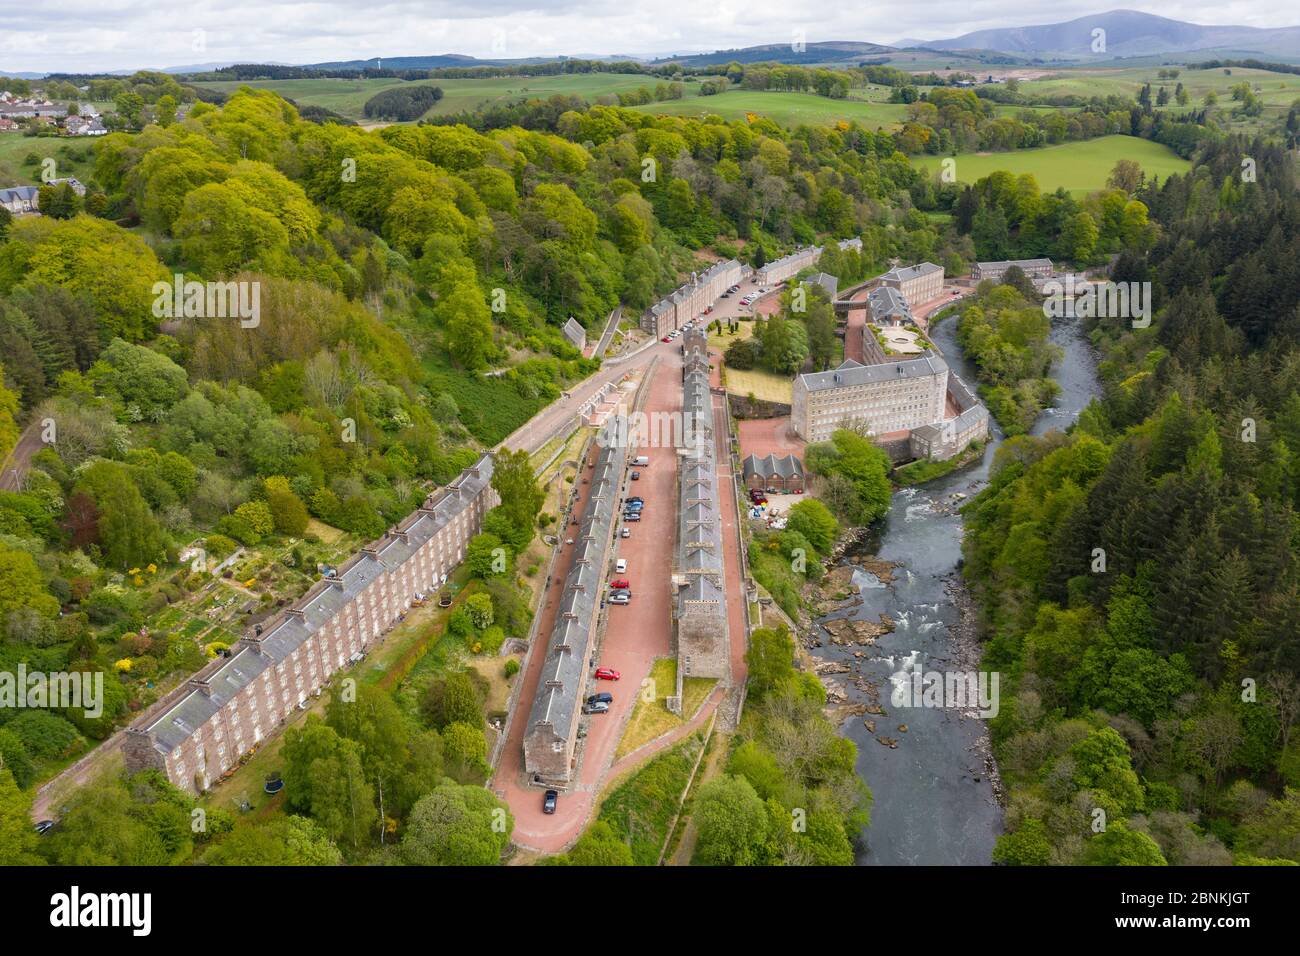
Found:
<box><xmin>965</xmin><ymin>136</ymin><xmax>1300</xmax><ymax>865</ymax></box>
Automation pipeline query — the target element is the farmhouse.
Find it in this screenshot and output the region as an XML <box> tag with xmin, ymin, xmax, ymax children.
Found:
<box><xmin>124</xmin><ymin>453</ymin><xmax>499</xmax><ymax>794</ymax></box>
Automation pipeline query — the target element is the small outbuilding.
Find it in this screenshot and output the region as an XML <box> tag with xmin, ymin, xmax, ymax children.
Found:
<box><xmin>742</xmin><ymin>453</ymin><xmax>806</xmax><ymax>493</ymax></box>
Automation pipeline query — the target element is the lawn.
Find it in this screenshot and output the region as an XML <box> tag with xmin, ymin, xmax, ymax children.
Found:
<box><xmin>0</xmin><ymin>133</ymin><xmax>100</xmax><ymax>186</ymax></box>
<box><xmin>615</xmin><ymin>657</ymin><xmax>715</xmax><ymax>759</ymax></box>
<box><xmin>724</xmin><ymin>365</ymin><xmax>794</xmax><ymax>405</ymax></box>
<box><xmin>636</xmin><ymin>88</ymin><xmax>907</xmax><ymax>129</ymax></box>
<box><xmin>912</xmin><ymin>135</ymin><xmax>1191</xmax><ymax>195</ymax></box>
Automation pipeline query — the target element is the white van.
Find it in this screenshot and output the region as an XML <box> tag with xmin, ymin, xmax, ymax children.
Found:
<box><xmin>615</xmin><ymin>558</ymin><xmax>627</xmax><ymax>574</ymax></box>
<box><xmin>632</xmin><ymin>455</ymin><xmax>649</xmax><ymax>467</ymax></box>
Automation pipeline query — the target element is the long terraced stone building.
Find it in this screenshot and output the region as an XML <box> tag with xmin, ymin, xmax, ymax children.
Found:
<box><xmin>672</xmin><ymin>328</ymin><xmax>729</xmax><ymax>689</ymax></box>
<box><xmin>522</xmin><ymin>435</ymin><xmax>625</xmax><ymax>785</ymax></box>
<box><xmin>124</xmin><ymin>454</ymin><xmax>498</xmax><ymax>793</ymax></box>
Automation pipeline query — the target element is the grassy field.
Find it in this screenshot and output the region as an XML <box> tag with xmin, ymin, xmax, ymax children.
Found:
<box><xmin>195</xmin><ymin>73</ymin><xmax>658</xmax><ymax>123</ymax></box>
<box><xmin>615</xmin><ymin>657</ymin><xmax>715</xmax><ymax>759</ymax></box>
<box><xmin>912</xmin><ymin>134</ymin><xmax>1191</xmax><ymax>194</ymax></box>
<box><xmin>724</xmin><ymin>365</ymin><xmax>794</xmax><ymax>404</ymax></box>
<box><xmin>636</xmin><ymin>87</ymin><xmax>908</xmax><ymax>129</ymax></box>
<box><xmin>0</xmin><ymin>133</ymin><xmax>99</xmax><ymax>186</ymax></box>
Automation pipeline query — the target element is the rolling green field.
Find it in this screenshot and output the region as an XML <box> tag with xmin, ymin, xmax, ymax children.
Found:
<box><xmin>0</xmin><ymin>133</ymin><xmax>99</xmax><ymax>186</ymax></box>
<box><xmin>196</xmin><ymin>73</ymin><xmax>662</xmax><ymax>123</ymax></box>
<box><xmin>912</xmin><ymin>134</ymin><xmax>1192</xmax><ymax>195</ymax></box>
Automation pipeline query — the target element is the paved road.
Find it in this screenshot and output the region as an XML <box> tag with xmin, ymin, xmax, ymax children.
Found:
<box><xmin>495</xmin><ymin>347</ymin><xmax>684</xmax><ymax>852</ymax></box>
<box><xmin>498</xmin><ymin>337</ymin><xmax>672</xmax><ymax>456</ymax></box>
<box><xmin>592</xmin><ymin>306</ymin><xmax>623</xmax><ymax>359</ymax></box>
<box><xmin>0</xmin><ymin>421</ymin><xmax>43</xmax><ymax>492</ymax></box>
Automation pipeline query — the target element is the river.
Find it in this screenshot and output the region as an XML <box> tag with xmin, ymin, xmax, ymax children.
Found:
<box><xmin>811</xmin><ymin>312</ymin><xmax>1100</xmax><ymax>865</ymax></box>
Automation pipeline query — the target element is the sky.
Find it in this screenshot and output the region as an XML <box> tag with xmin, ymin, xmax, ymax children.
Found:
<box><xmin>0</xmin><ymin>1</ymin><xmax>1291</xmax><ymax>74</ymax></box>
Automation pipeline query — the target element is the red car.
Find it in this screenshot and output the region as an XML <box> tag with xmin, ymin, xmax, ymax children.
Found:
<box><xmin>661</xmin><ymin>336</ymin><xmax>671</xmax><ymax>342</ymax></box>
<box><xmin>610</xmin><ymin>579</ymin><xmax>630</xmax><ymax>590</ymax></box>
<box><xmin>595</xmin><ymin>667</ymin><xmax>621</xmax><ymax>681</ymax></box>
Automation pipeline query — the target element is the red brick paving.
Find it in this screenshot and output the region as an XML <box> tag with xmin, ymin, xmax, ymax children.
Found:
<box><xmin>737</xmin><ymin>416</ymin><xmax>805</xmax><ymax>461</ymax></box>
<box><xmin>495</xmin><ymin>346</ymin><xmax>696</xmax><ymax>853</ymax></box>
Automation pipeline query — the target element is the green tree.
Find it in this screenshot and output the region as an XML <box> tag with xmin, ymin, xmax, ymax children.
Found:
<box><xmin>400</xmin><ymin>784</ymin><xmax>513</xmax><ymax>865</ymax></box>
<box><xmin>692</xmin><ymin>774</ymin><xmax>771</xmax><ymax>866</ymax></box>
<box><xmin>786</xmin><ymin>498</ymin><xmax>838</xmax><ymax>554</ymax></box>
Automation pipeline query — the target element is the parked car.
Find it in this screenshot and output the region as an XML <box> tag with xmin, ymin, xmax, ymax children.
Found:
<box><xmin>615</xmin><ymin>558</ymin><xmax>627</xmax><ymax>573</ymax></box>
<box><xmin>608</xmin><ymin>592</ymin><xmax>630</xmax><ymax>605</ymax></box>
<box><xmin>584</xmin><ymin>700</ymin><xmax>610</xmax><ymax>715</ymax></box>
<box><xmin>543</xmin><ymin>789</ymin><xmax>558</xmax><ymax>814</ymax></box>
<box><xmin>623</xmin><ymin>511</ymin><xmax>641</xmax><ymax>522</ymax></box>
<box><xmin>587</xmin><ymin>692</ymin><xmax>613</xmax><ymax>705</ymax></box>
<box><xmin>625</xmin><ymin>503</ymin><xmax>644</xmax><ymax>514</ymax></box>
<box><xmin>620</xmin><ymin>528</ymin><xmax>631</xmax><ymax>538</ymax></box>
<box><xmin>704</xmin><ymin>306</ymin><xmax>713</xmax><ymax>314</ymax></box>
<box><xmin>633</xmin><ymin>456</ymin><xmax>649</xmax><ymax>467</ymax></box>
<box><xmin>595</xmin><ymin>667</ymin><xmax>621</xmax><ymax>681</ymax></box>
<box><xmin>661</xmin><ymin>336</ymin><xmax>671</xmax><ymax>342</ymax></box>
<box><xmin>627</xmin><ymin>496</ymin><xmax>644</xmax><ymax>504</ymax></box>
<box><xmin>610</xmin><ymin>579</ymin><xmax>630</xmax><ymax>590</ymax></box>
<box><xmin>630</xmin><ymin>470</ymin><xmax>640</xmax><ymax>480</ymax></box>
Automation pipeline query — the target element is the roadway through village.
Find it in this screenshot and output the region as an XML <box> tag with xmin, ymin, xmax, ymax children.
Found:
<box><xmin>494</xmin><ymin>326</ymin><xmax>752</xmax><ymax>854</ymax></box>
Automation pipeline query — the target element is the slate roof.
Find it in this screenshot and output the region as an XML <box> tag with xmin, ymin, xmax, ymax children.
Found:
<box><xmin>525</xmin><ymin>439</ymin><xmax>622</xmax><ymax>746</ymax></box>
<box><xmin>742</xmin><ymin>454</ymin><xmax>805</xmax><ymax>482</ymax></box>
<box><xmin>798</xmin><ymin>355</ymin><xmax>947</xmax><ymax>393</ymax></box>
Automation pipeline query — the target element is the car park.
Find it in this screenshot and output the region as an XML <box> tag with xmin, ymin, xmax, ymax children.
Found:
<box><xmin>543</xmin><ymin>789</ymin><xmax>558</xmax><ymax>814</ymax></box>
<box><xmin>595</xmin><ymin>667</ymin><xmax>621</xmax><ymax>680</ymax></box>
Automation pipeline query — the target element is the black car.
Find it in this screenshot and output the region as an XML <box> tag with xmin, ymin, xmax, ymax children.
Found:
<box><xmin>587</xmin><ymin>691</ymin><xmax>614</xmax><ymax>705</ymax></box>
<box><xmin>34</xmin><ymin>820</ymin><xmax>55</xmax><ymax>836</ymax></box>
<box><xmin>630</xmin><ymin>471</ymin><xmax>640</xmax><ymax>480</ymax></box>
<box><xmin>543</xmin><ymin>789</ymin><xmax>558</xmax><ymax>814</ymax></box>
<box><xmin>626</xmin><ymin>496</ymin><xmax>644</xmax><ymax>505</ymax></box>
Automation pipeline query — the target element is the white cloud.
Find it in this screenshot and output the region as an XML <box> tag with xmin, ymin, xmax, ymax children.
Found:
<box><xmin>0</xmin><ymin>0</ymin><xmax>1291</xmax><ymax>73</ymax></box>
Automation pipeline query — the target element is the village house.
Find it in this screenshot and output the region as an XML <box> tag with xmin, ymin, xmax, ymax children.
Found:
<box><xmin>0</xmin><ymin>185</ymin><xmax>40</xmax><ymax>216</ymax></box>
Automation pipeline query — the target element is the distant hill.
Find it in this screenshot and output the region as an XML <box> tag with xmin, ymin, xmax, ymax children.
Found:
<box><xmin>303</xmin><ymin>53</ymin><xmax>638</xmax><ymax>71</ymax></box>
<box><xmin>653</xmin><ymin>41</ymin><xmax>896</xmax><ymax>67</ymax></box>
<box><xmin>917</xmin><ymin>9</ymin><xmax>1300</xmax><ymax>61</ymax></box>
